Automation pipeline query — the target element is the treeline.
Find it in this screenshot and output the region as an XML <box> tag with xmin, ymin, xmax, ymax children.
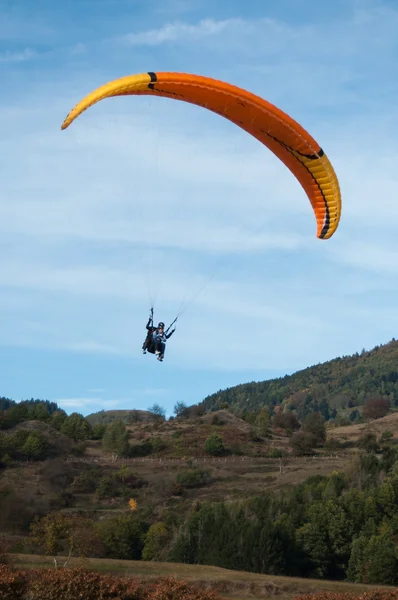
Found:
<box><xmin>0</xmin><ymin>401</ymin><xmax>102</xmax><ymax>466</ymax></box>
<box><xmin>201</xmin><ymin>339</ymin><xmax>398</xmax><ymax>418</ymax></box>
<box><xmin>0</xmin><ymin>398</ymin><xmax>61</xmax><ymax>426</ymax></box>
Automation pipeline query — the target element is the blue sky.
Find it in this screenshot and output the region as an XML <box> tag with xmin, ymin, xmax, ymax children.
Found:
<box><xmin>1</xmin><ymin>0</ymin><xmax>397</xmax><ymax>417</ymax></box>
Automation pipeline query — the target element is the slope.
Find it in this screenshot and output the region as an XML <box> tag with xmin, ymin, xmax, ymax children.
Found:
<box><xmin>200</xmin><ymin>339</ymin><xmax>398</xmax><ymax>418</ymax></box>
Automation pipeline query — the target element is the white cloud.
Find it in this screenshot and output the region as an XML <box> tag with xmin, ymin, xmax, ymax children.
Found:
<box><xmin>120</xmin><ymin>17</ymin><xmax>243</xmax><ymax>45</ymax></box>
<box><xmin>55</xmin><ymin>397</ymin><xmax>120</xmax><ymax>409</ymax></box>
<box><xmin>0</xmin><ymin>48</ymin><xmax>36</xmax><ymax>63</ymax></box>
<box><xmin>332</xmin><ymin>242</ymin><xmax>398</xmax><ymax>274</ymax></box>
<box><xmin>68</xmin><ymin>341</ymin><xmax>122</xmax><ymax>354</ymax></box>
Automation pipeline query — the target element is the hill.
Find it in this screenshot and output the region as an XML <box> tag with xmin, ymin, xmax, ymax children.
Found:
<box><xmin>200</xmin><ymin>338</ymin><xmax>398</xmax><ymax>419</ymax></box>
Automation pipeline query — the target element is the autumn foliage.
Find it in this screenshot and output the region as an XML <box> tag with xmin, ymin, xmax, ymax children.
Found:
<box><xmin>0</xmin><ymin>565</ymin><xmax>222</xmax><ymax>600</ymax></box>
<box><xmin>362</xmin><ymin>396</ymin><xmax>390</xmax><ymax>420</ymax></box>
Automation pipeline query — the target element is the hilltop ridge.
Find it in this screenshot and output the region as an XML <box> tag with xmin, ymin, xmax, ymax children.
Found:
<box><xmin>200</xmin><ymin>338</ymin><xmax>398</xmax><ymax>419</ymax></box>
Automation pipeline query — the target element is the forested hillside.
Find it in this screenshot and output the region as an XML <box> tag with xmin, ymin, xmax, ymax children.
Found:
<box><xmin>201</xmin><ymin>339</ymin><xmax>398</xmax><ymax>419</ymax></box>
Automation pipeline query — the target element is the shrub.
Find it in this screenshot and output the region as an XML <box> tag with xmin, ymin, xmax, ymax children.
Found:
<box><xmin>323</xmin><ymin>438</ymin><xmax>344</xmax><ymax>450</ymax></box>
<box><xmin>272</xmin><ymin>412</ymin><xmax>300</xmax><ymax>431</ymax></box>
<box><xmin>290</xmin><ymin>431</ymin><xmax>316</xmax><ymax>455</ymax></box>
<box><xmin>294</xmin><ymin>594</ymin><xmax>398</xmax><ymax>600</ymax></box>
<box><xmin>0</xmin><ymin>564</ymin><xmax>26</xmax><ymax>600</ymax></box>
<box><xmin>358</xmin><ymin>432</ymin><xmax>379</xmax><ymax>454</ymax></box>
<box><xmin>129</xmin><ymin>440</ymin><xmax>153</xmax><ymax>457</ymax></box>
<box><xmin>380</xmin><ymin>430</ymin><xmax>394</xmax><ymax>444</ymax></box>
<box><xmin>71</xmin><ymin>467</ymin><xmax>101</xmax><ymax>493</ymax></box>
<box><xmin>176</xmin><ymin>469</ymin><xmax>212</xmax><ymax>489</ymax></box>
<box><xmin>1</xmin><ymin>568</ymin><xmax>223</xmax><ymax>600</ymax></box>
<box><xmin>212</xmin><ymin>414</ymin><xmax>224</xmax><ymax>426</ymax></box>
<box><xmin>267</xmin><ymin>448</ymin><xmax>284</xmax><ymax>458</ymax></box>
<box><xmin>148</xmin><ymin>437</ymin><xmax>167</xmax><ymax>453</ymax></box>
<box><xmin>96</xmin><ymin>476</ymin><xmax>114</xmax><ymax>499</ymax></box>
<box><xmin>204</xmin><ymin>433</ymin><xmax>224</xmax><ymax>456</ymax></box>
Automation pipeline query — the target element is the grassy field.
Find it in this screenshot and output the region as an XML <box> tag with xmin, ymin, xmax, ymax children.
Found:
<box><xmin>9</xmin><ymin>553</ymin><xmax>395</xmax><ymax>600</ymax></box>
<box><xmin>329</xmin><ymin>411</ymin><xmax>398</xmax><ymax>443</ymax></box>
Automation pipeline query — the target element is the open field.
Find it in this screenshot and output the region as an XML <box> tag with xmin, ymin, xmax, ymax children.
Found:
<box><xmin>9</xmin><ymin>553</ymin><xmax>395</xmax><ymax>600</ymax></box>
<box><xmin>328</xmin><ymin>411</ymin><xmax>398</xmax><ymax>443</ymax></box>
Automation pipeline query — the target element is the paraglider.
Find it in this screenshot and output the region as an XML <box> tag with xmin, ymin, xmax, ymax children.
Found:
<box><xmin>61</xmin><ymin>70</ymin><xmax>341</xmax><ymax>239</ymax></box>
<box><xmin>61</xmin><ymin>71</ymin><xmax>342</xmax><ymax>362</ymax></box>
<box><xmin>142</xmin><ymin>308</ymin><xmax>176</xmax><ymax>362</ymax></box>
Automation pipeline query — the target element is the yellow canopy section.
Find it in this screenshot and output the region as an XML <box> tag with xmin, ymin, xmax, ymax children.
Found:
<box><xmin>62</xmin><ymin>72</ymin><xmax>341</xmax><ymax>239</ymax></box>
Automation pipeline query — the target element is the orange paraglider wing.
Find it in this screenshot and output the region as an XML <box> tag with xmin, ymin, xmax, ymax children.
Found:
<box><xmin>62</xmin><ymin>72</ymin><xmax>341</xmax><ymax>239</ymax></box>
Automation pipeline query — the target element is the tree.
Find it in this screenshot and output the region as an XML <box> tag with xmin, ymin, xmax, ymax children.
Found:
<box><xmin>142</xmin><ymin>522</ymin><xmax>170</xmax><ymax>561</ymax></box>
<box><xmin>60</xmin><ymin>413</ymin><xmax>92</xmax><ymax>441</ymax></box>
<box><xmin>302</xmin><ymin>413</ymin><xmax>326</xmax><ymax>445</ymax></box>
<box><xmin>204</xmin><ymin>433</ymin><xmax>224</xmax><ymax>456</ymax></box>
<box><xmin>91</xmin><ymin>424</ymin><xmax>107</xmax><ymax>440</ymax></box>
<box><xmin>7</xmin><ymin>403</ymin><xmax>29</xmax><ymax>426</ymax></box>
<box><xmin>50</xmin><ymin>410</ymin><xmax>67</xmax><ymax>430</ymax></box>
<box><xmin>30</xmin><ymin>402</ymin><xmax>50</xmax><ymax>421</ymax></box>
<box><xmin>363</xmin><ymin>397</ymin><xmax>390</xmax><ymax>420</ymax></box>
<box><xmin>272</xmin><ymin>412</ymin><xmax>300</xmax><ymax>431</ymax></box>
<box><xmin>290</xmin><ymin>431</ymin><xmax>316</xmax><ymax>455</ymax></box>
<box><xmin>352</xmin><ymin>533</ymin><xmax>398</xmax><ymax>584</ymax></box>
<box><xmin>22</xmin><ymin>432</ymin><xmax>49</xmax><ymax>460</ymax></box>
<box><xmin>148</xmin><ymin>404</ymin><xmax>166</xmax><ymax>420</ymax></box>
<box><xmin>255</xmin><ymin>408</ymin><xmax>270</xmax><ymax>436</ymax></box>
<box><xmin>29</xmin><ymin>512</ymin><xmax>103</xmax><ymax>567</ymax></box>
<box><xmin>174</xmin><ymin>401</ymin><xmax>189</xmax><ymax>418</ymax></box>
<box><xmin>102</xmin><ymin>420</ymin><xmax>130</xmax><ymax>457</ymax></box>
<box><xmin>97</xmin><ymin>513</ymin><xmax>148</xmax><ymax>560</ymax></box>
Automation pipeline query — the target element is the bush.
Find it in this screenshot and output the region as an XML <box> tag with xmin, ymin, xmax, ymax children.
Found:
<box><xmin>323</xmin><ymin>438</ymin><xmax>344</xmax><ymax>451</ymax></box>
<box><xmin>0</xmin><ymin>564</ymin><xmax>26</xmax><ymax>599</ymax></box>
<box><xmin>358</xmin><ymin>432</ymin><xmax>379</xmax><ymax>454</ymax></box>
<box><xmin>176</xmin><ymin>469</ymin><xmax>212</xmax><ymax>489</ymax></box>
<box><xmin>204</xmin><ymin>433</ymin><xmax>224</xmax><ymax>456</ymax></box>
<box><xmin>71</xmin><ymin>467</ymin><xmax>101</xmax><ymax>493</ymax></box>
<box><xmin>212</xmin><ymin>414</ymin><xmax>224</xmax><ymax>426</ymax></box>
<box><xmin>295</xmin><ymin>594</ymin><xmax>398</xmax><ymax>600</ymax></box>
<box><xmin>380</xmin><ymin>430</ymin><xmax>394</xmax><ymax>444</ymax></box>
<box><xmin>129</xmin><ymin>440</ymin><xmax>153</xmax><ymax>457</ymax></box>
<box><xmin>272</xmin><ymin>412</ymin><xmax>300</xmax><ymax>431</ymax></box>
<box><xmin>148</xmin><ymin>437</ymin><xmax>167</xmax><ymax>453</ymax></box>
<box><xmin>96</xmin><ymin>476</ymin><xmax>114</xmax><ymax>499</ymax></box>
<box><xmin>266</xmin><ymin>448</ymin><xmax>284</xmax><ymax>458</ymax></box>
<box><xmin>0</xmin><ymin>567</ymin><xmax>229</xmax><ymax>600</ymax></box>
<box><xmin>91</xmin><ymin>424</ymin><xmax>107</xmax><ymax>440</ymax></box>
<box><xmin>290</xmin><ymin>431</ymin><xmax>316</xmax><ymax>455</ymax></box>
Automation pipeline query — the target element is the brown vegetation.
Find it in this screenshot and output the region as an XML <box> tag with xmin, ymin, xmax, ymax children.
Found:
<box><xmin>5</xmin><ymin>556</ymin><xmax>395</xmax><ymax>600</ymax></box>
<box><xmin>0</xmin><ymin>564</ymin><xmax>222</xmax><ymax>600</ymax></box>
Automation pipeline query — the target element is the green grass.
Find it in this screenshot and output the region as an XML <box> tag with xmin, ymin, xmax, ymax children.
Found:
<box><xmin>9</xmin><ymin>553</ymin><xmax>395</xmax><ymax>600</ymax></box>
